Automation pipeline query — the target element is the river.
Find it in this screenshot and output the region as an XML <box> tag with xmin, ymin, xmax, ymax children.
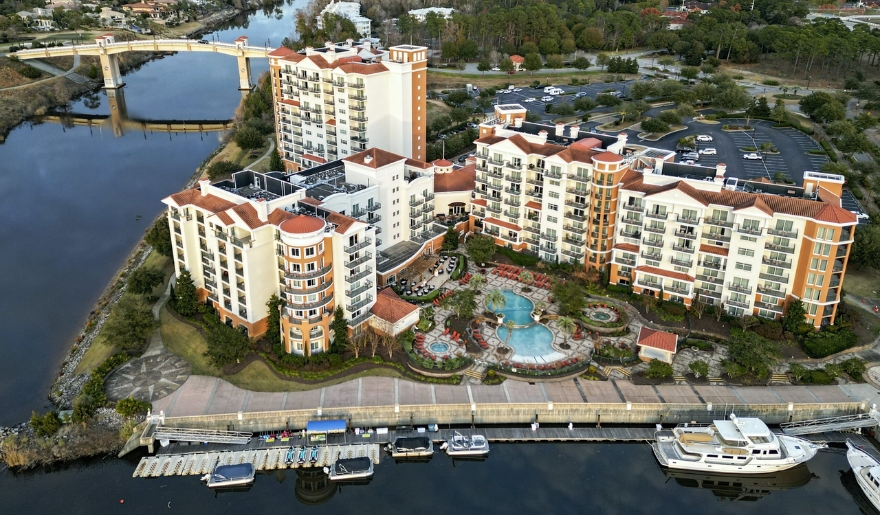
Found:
<box><xmin>0</xmin><ymin>5</ymin><xmax>875</xmax><ymax>513</ymax></box>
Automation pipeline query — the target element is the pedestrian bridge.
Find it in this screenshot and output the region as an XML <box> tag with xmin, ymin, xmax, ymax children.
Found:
<box><xmin>14</xmin><ymin>34</ymin><xmax>272</xmax><ymax>90</ymax></box>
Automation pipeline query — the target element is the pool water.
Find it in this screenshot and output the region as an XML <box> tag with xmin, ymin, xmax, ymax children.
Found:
<box><xmin>497</xmin><ymin>324</ymin><xmax>555</xmax><ymax>358</ymax></box>
<box><xmin>491</xmin><ymin>290</ymin><xmax>534</xmax><ymax>325</ymax></box>
<box><xmin>429</xmin><ymin>342</ymin><xmax>450</xmax><ymax>354</ymax></box>
<box><xmin>591</xmin><ymin>311</ymin><xmax>613</xmax><ymax>321</ymax></box>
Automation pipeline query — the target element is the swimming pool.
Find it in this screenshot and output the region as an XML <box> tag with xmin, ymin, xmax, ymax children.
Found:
<box><xmin>491</xmin><ymin>290</ymin><xmax>534</xmax><ymax>325</ymax></box>
<box><xmin>497</xmin><ymin>324</ymin><xmax>555</xmax><ymax>358</ymax></box>
<box><xmin>429</xmin><ymin>342</ymin><xmax>450</xmax><ymax>354</ymax></box>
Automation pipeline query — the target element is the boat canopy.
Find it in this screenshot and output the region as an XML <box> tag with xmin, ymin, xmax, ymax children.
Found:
<box><xmin>713</xmin><ymin>421</ymin><xmax>749</xmax><ymax>442</ymax></box>
<box><xmin>306</xmin><ymin>419</ymin><xmax>347</xmax><ymax>434</ymax></box>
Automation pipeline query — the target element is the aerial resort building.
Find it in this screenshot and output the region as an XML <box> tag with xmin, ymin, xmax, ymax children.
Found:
<box><xmin>268</xmin><ymin>40</ymin><xmax>428</xmax><ymax>172</ymax></box>
<box><xmin>162</xmin><ymin>148</ymin><xmax>474</xmax><ymax>353</ymax></box>
<box><xmin>472</xmin><ymin>104</ymin><xmax>857</xmax><ymax>327</ymax></box>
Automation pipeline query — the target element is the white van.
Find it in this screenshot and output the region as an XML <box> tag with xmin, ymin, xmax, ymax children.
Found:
<box><xmin>543</xmin><ymin>86</ymin><xmax>556</xmax><ymax>93</ymax></box>
<box><xmin>548</xmin><ymin>87</ymin><xmax>564</xmax><ymax>95</ymax></box>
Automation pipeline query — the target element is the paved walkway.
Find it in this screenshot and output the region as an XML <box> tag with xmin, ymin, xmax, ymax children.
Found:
<box><xmin>151</xmin><ymin>373</ymin><xmax>870</xmax><ymax>419</ymax></box>
<box><xmin>0</xmin><ymin>55</ymin><xmax>86</xmax><ymax>91</ymax></box>
<box><xmin>105</xmin><ymin>277</ymin><xmax>191</xmax><ymax>402</ymax></box>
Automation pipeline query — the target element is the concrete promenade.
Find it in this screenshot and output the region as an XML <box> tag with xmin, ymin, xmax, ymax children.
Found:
<box><xmin>151</xmin><ymin>375</ymin><xmax>879</xmax><ymax>430</ymax></box>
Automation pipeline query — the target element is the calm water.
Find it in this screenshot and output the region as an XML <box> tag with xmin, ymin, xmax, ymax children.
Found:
<box><xmin>1</xmin><ymin>443</ymin><xmax>868</xmax><ymax>513</ymax></box>
<box><xmin>0</xmin><ymin>6</ymin><xmax>875</xmax><ymax>513</ymax></box>
<box><xmin>0</xmin><ymin>2</ymin><xmax>301</xmax><ymax>426</ymax></box>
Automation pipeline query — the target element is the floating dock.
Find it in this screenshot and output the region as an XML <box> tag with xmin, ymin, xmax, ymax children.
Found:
<box><xmin>132</xmin><ymin>444</ymin><xmax>380</xmax><ymax>478</ymax></box>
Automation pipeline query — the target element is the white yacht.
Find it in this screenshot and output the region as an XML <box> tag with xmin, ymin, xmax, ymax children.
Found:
<box><xmin>846</xmin><ymin>439</ymin><xmax>880</xmax><ymax>511</ymax></box>
<box><xmin>652</xmin><ymin>414</ymin><xmax>824</xmax><ymax>474</ymax></box>
<box><xmin>442</xmin><ymin>432</ymin><xmax>489</xmax><ymax>457</ymax></box>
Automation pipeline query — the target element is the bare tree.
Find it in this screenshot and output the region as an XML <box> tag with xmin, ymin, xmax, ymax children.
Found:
<box><xmin>381</xmin><ymin>334</ymin><xmax>398</xmax><ymax>360</ymax></box>
<box><xmin>738</xmin><ymin>315</ymin><xmax>758</xmax><ymax>331</ymax></box>
<box><xmin>690</xmin><ymin>295</ymin><xmax>706</xmax><ymax>319</ymax></box>
<box><xmin>364</xmin><ymin>329</ymin><xmax>381</xmax><ymax>357</ymax></box>
<box><xmin>346</xmin><ymin>332</ymin><xmax>367</xmax><ymax>358</ymax></box>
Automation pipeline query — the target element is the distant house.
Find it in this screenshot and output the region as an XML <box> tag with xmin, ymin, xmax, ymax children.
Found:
<box><xmin>637</xmin><ymin>327</ymin><xmax>678</xmax><ymax>364</ymax></box>
<box><xmin>100</xmin><ymin>7</ymin><xmax>127</xmax><ymax>28</ymax></box>
<box><xmin>123</xmin><ymin>2</ymin><xmax>166</xmax><ymax>19</ymax></box>
<box><xmin>19</xmin><ymin>8</ymin><xmax>56</xmax><ymax>29</ymax></box>
<box><xmin>662</xmin><ymin>12</ymin><xmax>689</xmax><ymax>30</ymax></box>
<box><xmin>510</xmin><ymin>54</ymin><xmax>525</xmax><ymax>72</ymax></box>
<box><xmin>408</xmin><ymin>7</ymin><xmax>454</xmax><ymax>22</ymax></box>
<box><xmin>316</xmin><ymin>1</ymin><xmax>371</xmax><ymax>37</ymax></box>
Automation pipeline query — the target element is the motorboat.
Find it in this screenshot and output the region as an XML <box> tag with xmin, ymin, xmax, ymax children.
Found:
<box><xmin>386</xmin><ymin>436</ymin><xmax>434</xmax><ymax>459</ymax></box>
<box><xmin>325</xmin><ymin>456</ymin><xmax>375</xmax><ymax>481</ymax></box>
<box><xmin>285</xmin><ymin>446</ymin><xmax>295</xmax><ymax>465</ymax></box>
<box><xmin>651</xmin><ymin>413</ymin><xmax>825</xmax><ymax>474</ymax></box>
<box><xmin>846</xmin><ymin>439</ymin><xmax>880</xmax><ymax>511</ymax></box>
<box><xmin>297</xmin><ymin>445</ymin><xmax>308</xmax><ymax>464</ymax></box>
<box><xmin>662</xmin><ymin>464</ymin><xmax>813</xmax><ymax>501</ymax></box>
<box><xmin>441</xmin><ymin>431</ymin><xmax>489</xmax><ymax>457</ymax></box>
<box><xmin>201</xmin><ymin>462</ymin><xmax>256</xmax><ymax>489</ymax></box>
<box><xmin>309</xmin><ymin>445</ymin><xmax>319</xmax><ymax>464</ymax></box>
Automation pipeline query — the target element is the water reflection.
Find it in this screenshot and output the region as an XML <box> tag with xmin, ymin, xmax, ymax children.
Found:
<box><xmin>662</xmin><ymin>464</ymin><xmax>815</xmax><ymax>502</ymax></box>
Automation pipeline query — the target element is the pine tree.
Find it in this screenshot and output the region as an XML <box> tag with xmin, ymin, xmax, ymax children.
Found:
<box><xmin>772</xmin><ymin>98</ymin><xmax>787</xmax><ymax>124</ymax></box>
<box><xmin>269</xmin><ymin>149</ymin><xmax>283</xmax><ymax>171</ymax></box>
<box><xmin>174</xmin><ymin>270</ymin><xmax>198</xmax><ymax>317</ymax></box>
<box><xmin>331</xmin><ymin>306</ymin><xmax>349</xmax><ymax>354</ymax></box>
<box><xmin>168</xmin><ymin>283</ymin><xmax>176</xmax><ymax>310</ymax></box>
<box><xmin>265</xmin><ymin>294</ymin><xmax>284</xmax><ymax>348</ymax></box>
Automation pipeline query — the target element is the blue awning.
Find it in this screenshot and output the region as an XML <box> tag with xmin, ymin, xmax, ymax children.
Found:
<box><xmin>306</xmin><ymin>419</ymin><xmax>347</xmax><ymax>434</ymax></box>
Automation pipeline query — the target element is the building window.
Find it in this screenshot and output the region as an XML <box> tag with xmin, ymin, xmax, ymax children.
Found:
<box><xmin>547</xmin><ymin>216</ymin><xmax>557</xmax><ymax>223</ymax></box>
<box><xmin>817</xmin><ymin>227</ymin><xmax>835</xmax><ymax>241</ymax></box>
<box><xmin>548</xmin><ymin>191</ymin><xmax>559</xmax><ymax>199</ymax></box>
<box><xmin>305</xmin><ymin>247</ymin><xmax>316</xmax><ymax>257</ymax></box>
<box><xmin>735</xmin><ymin>262</ymin><xmax>752</xmax><ymax>271</ymax></box>
<box><xmin>737</xmin><ymin>248</ymin><xmax>754</xmax><ymax>257</ymax></box>
<box><xmin>548</xmin><ymin>203</ymin><xmax>558</xmax><ymax>211</ymax></box>
<box><xmin>290</xmin><ymin>248</ymin><xmax>300</xmax><ymax>257</ymax></box>
<box><xmin>810</xmin><ymin>258</ymin><xmax>827</xmax><ymax>271</ymax></box>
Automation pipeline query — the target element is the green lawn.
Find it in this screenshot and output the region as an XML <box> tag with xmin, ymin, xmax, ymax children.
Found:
<box><xmin>74</xmin><ymin>251</ymin><xmax>173</xmax><ymax>375</ymax></box>
<box><xmin>222</xmin><ymin>361</ymin><xmax>407</xmax><ymax>392</ymax></box>
<box><xmin>843</xmin><ymin>266</ymin><xmax>880</xmax><ymax>299</ymax></box>
<box><xmin>159</xmin><ymin>306</ymin><xmax>219</xmax><ymax>376</ymax></box>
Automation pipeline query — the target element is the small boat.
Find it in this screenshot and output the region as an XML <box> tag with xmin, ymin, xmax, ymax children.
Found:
<box><xmin>297</xmin><ymin>445</ymin><xmax>308</xmax><ymax>464</ymax></box>
<box><xmin>285</xmin><ymin>446</ymin><xmax>295</xmax><ymax>465</ymax></box>
<box><xmin>651</xmin><ymin>413</ymin><xmax>825</xmax><ymax>474</ymax></box>
<box><xmin>309</xmin><ymin>445</ymin><xmax>319</xmax><ymax>464</ymax></box>
<box><xmin>201</xmin><ymin>462</ymin><xmax>256</xmax><ymax>489</ymax></box>
<box><xmin>386</xmin><ymin>436</ymin><xmax>434</xmax><ymax>459</ymax></box>
<box><xmin>846</xmin><ymin>439</ymin><xmax>880</xmax><ymax>511</ymax></box>
<box><xmin>325</xmin><ymin>456</ymin><xmax>375</xmax><ymax>481</ymax></box>
<box><xmin>442</xmin><ymin>431</ymin><xmax>489</xmax><ymax>457</ymax></box>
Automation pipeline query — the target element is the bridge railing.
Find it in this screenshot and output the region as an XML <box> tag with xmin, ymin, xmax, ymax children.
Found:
<box><xmin>14</xmin><ymin>40</ymin><xmax>270</xmax><ymax>57</ymax></box>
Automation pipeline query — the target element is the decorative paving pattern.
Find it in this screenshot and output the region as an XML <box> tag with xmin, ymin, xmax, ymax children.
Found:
<box><xmin>106</xmin><ymin>350</ymin><xmax>191</xmax><ymax>402</ymax></box>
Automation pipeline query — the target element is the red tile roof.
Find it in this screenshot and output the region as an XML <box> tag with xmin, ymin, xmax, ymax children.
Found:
<box><xmin>279</xmin><ymin>99</ymin><xmax>300</xmax><ymax>107</ymax></box>
<box><xmin>279</xmin><ymin>214</ymin><xmax>325</xmax><ymax>234</ymax></box>
<box><xmin>613</xmin><ymin>243</ymin><xmax>639</xmax><ymax>253</ymax></box>
<box><xmin>302</xmin><ymin>153</ymin><xmax>327</xmax><ymax>164</ymax></box>
<box><xmin>474</xmin><ymin>135</ymin><xmax>506</xmax><ymax>146</ymax></box>
<box><xmin>699</xmin><ymin>244</ymin><xmax>729</xmax><ymax>256</ymax></box>
<box><xmin>510</xmin><ymin>54</ymin><xmax>524</xmax><ymax>63</ymax></box>
<box><xmin>333</xmin><ymin>62</ymin><xmax>389</xmax><ymax>75</ymax></box>
<box><xmin>167</xmin><ymin>189</ymin><xmax>237</xmax><ymax>214</ymax></box>
<box><xmin>434</xmin><ymin>164</ymin><xmax>475</xmax><ymax>193</ymax></box>
<box><xmin>592</xmin><ymin>151</ymin><xmax>624</xmax><ymax>163</ymax></box>
<box><xmin>483</xmin><ymin>217</ymin><xmax>522</xmax><ymax>232</ymax></box>
<box><xmin>638</xmin><ymin>327</ymin><xmax>678</xmax><ymax>353</ymax></box>
<box><xmin>525</xmin><ymin>200</ymin><xmax>542</xmax><ymax>210</ymax></box>
<box><xmin>472</xmin><ymin>198</ymin><xmax>487</xmax><ymax>206</ymax></box>
<box><xmin>571</xmin><ymin>137</ymin><xmax>602</xmax><ymax>150</ymax></box>
<box><xmin>371</xmin><ymin>288</ymin><xmax>418</xmax><ymax>324</ymax></box>
<box><xmin>299</xmin><ymin>197</ymin><xmax>324</xmax><ymax>206</ymax></box>
<box><xmin>635</xmin><ymin>265</ymin><xmax>694</xmax><ymax>282</ymax></box>
<box><xmin>268</xmin><ymin>209</ymin><xmax>296</xmax><ymax>226</ymax></box>
<box><xmin>214</xmin><ymin>212</ymin><xmax>234</xmax><ymax>226</ymax></box>
<box><xmin>344</xmin><ymin>148</ymin><xmax>406</xmax><ymax>168</ymax></box>
<box><xmin>433</xmin><ymin>159</ymin><xmax>453</xmax><ymax>167</ymax></box>
<box><xmin>268</xmin><ymin>47</ymin><xmax>295</xmax><ymax>58</ymax></box>
<box><xmin>405</xmin><ymin>158</ymin><xmax>433</xmax><ymax>169</ymax></box>
<box><xmin>326</xmin><ymin>119</ymin><xmax>336</xmax><ymax>126</ymax></box>
<box><xmin>326</xmin><ymin>211</ymin><xmax>360</xmax><ymax>234</ymax></box>
<box><xmin>230</xmin><ymin>204</ymin><xmax>265</xmax><ymax>229</ymax></box>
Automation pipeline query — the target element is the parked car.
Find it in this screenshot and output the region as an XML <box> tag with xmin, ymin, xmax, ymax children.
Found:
<box><xmin>698</xmin><ymin>148</ymin><xmax>717</xmax><ymax>155</ymax></box>
<box><xmin>608</xmin><ymin>90</ymin><xmax>623</xmax><ymax>97</ymax></box>
<box><xmin>523</xmin><ymin>97</ymin><xmax>536</xmax><ymax>102</ymax></box>
<box><xmin>514</xmin><ymin>88</ymin><xmax>522</xmax><ymax>92</ymax></box>
<box><xmin>198</xmin><ymin>40</ymin><xmax>209</xmax><ymax>44</ymax></box>
<box><xmin>743</xmin><ymin>153</ymin><xmax>763</xmax><ymax>160</ymax></box>
<box><xmin>574</xmin><ymin>92</ymin><xmax>588</xmax><ymax>98</ymax></box>
<box><xmin>696</xmin><ymin>135</ymin><xmax>713</xmax><ymax>142</ymax></box>
<box><xmin>438</xmin><ymin>134</ymin><xmax>448</xmax><ymax>139</ymax></box>
<box><xmin>492</xmin><ymin>67</ymin><xmax>500</xmax><ymax>71</ymax></box>
<box><xmin>466</xmin><ymin>122</ymin><xmax>478</xmax><ymax>128</ymax></box>
<box><xmin>682</xmin><ymin>159</ymin><xmax>696</xmax><ymax>165</ymax></box>
<box><xmin>541</xmin><ymin>96</ymin><xmax>554</xmax><ymax>102</ymax></box>
<box><xmin>682</xmin><ymin>151</ymin><xmax>700</xmax><ymax>161</ymax></box>
<box><xmin>458</xmin><ymin>155</ymin><xmax>468</xmax><ymax>163</ymax></box>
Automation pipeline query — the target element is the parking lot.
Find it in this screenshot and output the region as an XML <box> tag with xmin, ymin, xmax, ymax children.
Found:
<box><xmin>482</xmin><ymin>80</ymin><xmax>634</xmax><ymax>121</ymax></box>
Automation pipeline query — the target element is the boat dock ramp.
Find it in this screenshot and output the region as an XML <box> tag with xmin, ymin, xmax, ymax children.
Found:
<box><xmin>132</xmin><ymin>443</ymin><xmax>380</xmax><ymax>478</ymax></box>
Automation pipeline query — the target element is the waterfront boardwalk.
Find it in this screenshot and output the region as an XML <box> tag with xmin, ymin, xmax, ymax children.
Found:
<box><xmin>151</xmin><ymin>375</ymin><xmax>876</xmax><ymax>420</ymax></box>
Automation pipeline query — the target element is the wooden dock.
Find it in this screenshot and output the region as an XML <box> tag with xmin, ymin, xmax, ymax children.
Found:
<box><xmin>132</xmin><ymin>443</ymin><xmax>380</xmax><ymax>479</ymax></box>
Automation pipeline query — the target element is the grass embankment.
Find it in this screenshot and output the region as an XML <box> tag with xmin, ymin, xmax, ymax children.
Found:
<box><xmin>843</xmin><ymin>267</ymin><xmax>880</xmax><ymax>299</ymax></box>
<box><xmin>74</xmin><ymin>252</ymin><xmax>174</xmax><ymax>374</ymax></box>
<box><xmin>158</xmin><ymin>307</ymin><xmax>408</xmax><ymax>391</ymax></box>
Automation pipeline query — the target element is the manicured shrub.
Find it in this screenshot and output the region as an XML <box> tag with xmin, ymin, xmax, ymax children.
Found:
<box><xmin>801</xmin><ymin>329</ymin><xmax>858</xmax><ymax>358</ymax></box>
<box><xmin>30</xmin><ymin>411</ymin><xmax>62</xmax><ymax>437</ymax></box>
<box><xmin>646</xmin><ymin>360</ymin><xmax>674</xmax><ymax>379</ymax></box>
<box><xmin>115</xmin><ymin>397</ymin><xmax>151</xmax><ymax>418</ymax></box>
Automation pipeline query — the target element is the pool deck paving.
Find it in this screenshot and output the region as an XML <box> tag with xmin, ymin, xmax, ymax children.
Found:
<box><xmin>151</xmin><ymin>375</ymin><xmax>877</xmax><ymax>419</ymax></box>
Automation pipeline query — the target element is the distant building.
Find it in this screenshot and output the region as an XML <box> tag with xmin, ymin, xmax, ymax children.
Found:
<box><xmin>316</xmin><ymin>1</ymin><xmax>372</xmax><ymax>37</ymax></box>
<box><xmin>17</xmin><ymin>8</ymin><xmax>57</xmax><ymax>29</ymax></box>
<box><xmin>123</xmin><ymin>2</ymin><xmax>167</xmax><ymax>19</ymax></box>
<box><xmin>99</xmin><ymin>7</ymin><xmax>127</xmax><ymax>28</ymax></box>
<box><xmin>661</xmin><ymin>12</ymin><xmax>688</xmax><ymax>30</ymax></box>
<box><xmin>407</xmin><ymin>7</ymin><xmax>454</xmax><ymax>22</ymax></box>
<box><xmin>509</xmin><ymin>54</ymin><xmax>525</xmax><ymax>71</ymax></box>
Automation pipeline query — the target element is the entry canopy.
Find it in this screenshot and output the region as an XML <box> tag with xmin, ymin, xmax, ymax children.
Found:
<box><xmin>307</xmin><ymin>419</ymin><xmax>347</xmax><ymax>434</ymax></box>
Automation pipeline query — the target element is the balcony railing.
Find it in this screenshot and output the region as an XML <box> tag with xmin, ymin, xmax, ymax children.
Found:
<box><xmin>645</xmin><ymin>211</ymin><xmax>668</xmax><ymax>220</ymax></box>
<box><xmin>706</xmin><ymin>217</ymin><xmax>734</xmax><ymax>228</ymax></box>
<box><xmin>561</xmin><ymin>248</ymin><xmax>584</xmax><ymax>258</ymax></box>
<box><xmin>505</xmin><ymin>161</ymin><xmax>524</xmax><ymax>170</ymax></box>
<box><xmin>676</xmin><ymin>215</ymin><xmax>699</xmax><ymax>225</ymax></box>
<box><xmin>672</xmin><ymin>244</ymin><xmax>695</xmax><ymax>254</ymax></box>
<box><xmin>703</xmin><ymin>233</ymin><xmax>731</xmax><ymax>243</ymax></box>
<box><xmin>666</xmin><ymin>286</ymin><xmax>690</xmax><ymax>295</ymax></box>
<box><xmin>670</xmin><ymin>257</ymin><xmax>693</xmax><ymax>268</ymax></box>
<box><xmin>504</xmin><ymin>187</ymin><xmax>522</xmax><ymax>196</ymax></box>
<box><xmin>345</xmin><ymin>253</ymin><xmax>372</xmax><ymax>269</ymax></box>
<box><xmin>344</xmin><ymin>238</ymin><xmax>372</xmax><ymax>254</ymax></box>
<box><xmin>695</xmin><ymin>274</ymin><xmax>723</xmax><ymax>285</ymax></box>
<box><xmin>623</xmin><ymin>204</ymin><xmax>644</xmax><ymax>213</ymax></box>
<box><xmin>347</xmin><ymin>311</ymin><xmax>373</xmax><ymax>327</ymax></box>
<box><xmin>504</xmin><ymin>198</ymin><xmax>521</xmax><ymax>207</ymax></box>
<box><xmin>366</xmin><ymin>203</ymin><xmax>381</xmax><ymax>212</ymax></box>
<box><xmin>737</xmin><ymin>225</ymin><xmax>762</xmax><ymax>236</ymax></box>
<box><xmin>674</xmin><ymin>230</ymin><xmax>696</xmax><ymax>240</ymax></box>
<box><xmin>762</xmin><ymin>257</ymin><xmax>791</xmax><ymax>269</ymax></box>
<box><xmin>767</xmin><ymin>228</ymin><xmax>797</xmax><ymax>238</ymax></box>
<box><xmin>759</xmin><ymin>272</ymin><xmax>789</xmax><ymax>282</ymax></box>
<box><xmin>522</xmin><ymin>236</ymin><xmax>540</xmax><ymax>246</ymax></box>
<box><xmin>505</xmin><ymin>175</ymin><xmax>523</xmax><ymax>184</ymax></box>
<box><xmin>727</xmin><ymin>298</ymin><xmax>751</xmax><ymax>309</ymax></box>
<box><xmin>615</xmin><ymin>256</ymin><xmax>636</xmax><ymax>266</ymax></box>
<box><xmin>347</xmin><ymin>294</ymin><xmax>374</xmax><ymax>312</ymax></box>
<box><xmin>619</xmin><ymin>229</ymin><xmax>641</xmax><ymax>239</ymax></box>
<box><xmin>699</xmin><ymin>261</ymin><xmax>724</xmax><ymax>270</ymax></box>
<box><xmin>486</xmin><ymin>205</ymin><xmax>502</xmax><ymax>214</ymax></box>
<box><xmin>757</xmin><ymin>285</ymin><xmax>786</xmax><ymax>299</ymax></box>
<box><xmin>285</xmin><ymin>264</ymin><xmax>333</xmax><ymax>281</ymax></box>
<box><xmin>345</xmin><ymin>267</ymin><xmax>372</xmax><ymax>284</ymax></box>
<box><xmin>567</xmin><ymin>173</ymin><xmax>591</xmax><ymax>183</ymax></box>
<box><xmin>728</xmin><ymin>283</ymin><xmax>752</xmax><ymax>295</ymax></box>
<box><xmin>526</xmin><ymin>178</ymin><xmax>544</xmax><ymax>186</ymax></box>
<box><xmin>564</xmin><ymin>212</ymin><xmax>586</xmax><ymax>222</ymax></box>
<box><xmin>286</xmin><ymin>279</ymin><xmax>333</xmax><ymax>296</ymax></box>
<box><xmin>764</xmin><ymin>242</ymin><xmax>794</xmax><ymax>254</ymax></box>
<box><xmin>641</xmin><ymin>252</ymin><xmax>662</xmax><ymax>261</ymax></box>
<box><xmin>565</xmin><ymin>199</ymin><xmax>587</xmax><ymax>209</ymax></box>
<box><xmin>643</xmin><ymin>225</ymin><xmax>665</xmax><ymax>234</ymax></box>
<box><xmin>637</xmin><ymin>280</ymin><xmax>662</xmax><ymax>289</ymax></box>
<box><xmin>563</xmin><ymin>235</ymin><xmax>585</xmax><ymax>246</ymax></box>
<box><xmin>642</xmin><ymin>238</ymin><xmax>663</xmax><ymax>248</ymax></box>
<box><xmin>698</xmin><ymin>289</ymin><xmax>721</xmax><ymax>299</ymax></box>
<box><xmin>755</xmin><ymin>300</ymin><xmax>784</xmax><ymax>312</ymax></box>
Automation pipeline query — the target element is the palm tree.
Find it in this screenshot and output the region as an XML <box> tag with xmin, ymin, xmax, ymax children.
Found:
<box><xmin>503</xmin><ymin>319</ymin><xmax>516</xmax><ymax>349</ymax></box>
<box><xmin>469</xmin><ymin>273</ymin><xmax>486</xmax><ymax>292</ymax></box>
<box><xmin>485</xmin><ymin>288</ymin><xmax>507</xmax><ymax>323</ymax></box>
<box><xmin>558</xmin><ymin>316</ymin><xmax>576</xmax><ymax>347</ymax></box>
<box><xmin>518</xmin><ymin>270</ymin><xmax>534</xmax><ymax>285</ymax></box>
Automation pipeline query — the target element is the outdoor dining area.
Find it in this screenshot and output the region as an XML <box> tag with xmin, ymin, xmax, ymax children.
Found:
<box><xmin>492</xmin><ymin>264</ymin><xmax>555</xmax><ymax>289</ymax></box>
<box><xmin>400</xmin><ymin>278</ymin><xmax>436</xmax><ymax>297</ymax></box>
<box><xmin>428</xmin><ymin>254</ymin><xmax>458</xmax><ymax>276</ymax></box>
